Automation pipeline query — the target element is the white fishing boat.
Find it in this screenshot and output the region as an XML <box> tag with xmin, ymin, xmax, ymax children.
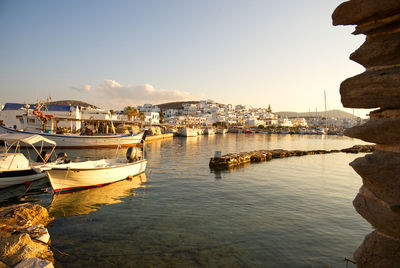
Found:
<box><xmin>0</xmin><ymin>125</ymin><xmax>144</xmax><ymax>149</ymax></box>
<box><xmin>179</xmin><ymin>127</ymin><xmax>198</xmax><ymax>137</ymax></box>
<box><xmin>45</xmin><ymin>147</ymin><xmax>147</xmax><ymax>193</ymax></box>
<box><xmin>48</xmin><ymin>173</ymin><xmax>147</xmax><ymax>217</ymax></box>
<box><xmin>216</xmin><ymin>128</ymin><xmax>228</xmax><ymax>134</ymax></box>
<box><xmin>0</xmin><ymin>133</ymin><xmax>57</xmax><ymax>189</ymax></box>
<box><xmin>204</xmin><ymin>128</ymin><xmax>216</xmax><ymax>135</ymax></box>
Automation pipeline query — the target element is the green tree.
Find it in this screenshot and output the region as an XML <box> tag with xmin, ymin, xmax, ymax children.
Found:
<box><xmin>123</xmin><ymin>106</ymin><xmax>138</xmax><ymax>121</ymax></box>
<box><xmin>139</xmin><ymin>112</ymin><xmax>146</xmax><ymax>127</ymax></box>
<box><xmin>159</xmin><ymin>112</ymin><xmax>165</xmax><ymax>123</ymax></box>
<box><xmin>267</xmin><ymin>104</ymin><xmax>272</xmax><ymax>113</ymax></box>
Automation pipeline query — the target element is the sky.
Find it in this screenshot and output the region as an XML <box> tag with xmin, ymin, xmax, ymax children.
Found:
<box><xmin>0</xmin><ymin>0</ymin><xmax>368</xmax><ymax>116</ymax></box>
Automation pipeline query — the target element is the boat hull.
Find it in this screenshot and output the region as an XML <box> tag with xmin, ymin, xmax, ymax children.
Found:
<box><xmin>0</xmin><ymin>126</ymin><xmax>144</xmax><ymax>149</ymax></box>
<box><xmin>46</xmin><ymin>159</ymin><xmax>147</xmax><ymax>193</ymax></box>
<box><xmin>179</xmin><ymin>128</ymin><xmax>198</xmax><ymax>137</ymax></box>
<box><xmin>0</xmin><ymin>170</ymin><xmax>46</xmax><ymax>189</ymax></box>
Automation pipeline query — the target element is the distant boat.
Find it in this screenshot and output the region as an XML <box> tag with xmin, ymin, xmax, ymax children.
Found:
<box><xmin>216</xmin><ymin>128</ymin><xmax>228</xmax><ymax>134</ymax></box>
<box><xmin>0</xmin><ymin>125</ymin><xmax>144</xmax><ymax>149</ymax></box>
<box><xmin>179</xmin><ymin>127</ymin><xmax>198</xmax><ymax>137</ymax></box>
<box><xmin>316</xmin><ymin>128</ymin><xmax>327</xmax><ymax>135</ymax></box>
<box><xmin>204</xmin><ymin>128</ymin><xmax>216</xmax><ymax>135</ymax></box>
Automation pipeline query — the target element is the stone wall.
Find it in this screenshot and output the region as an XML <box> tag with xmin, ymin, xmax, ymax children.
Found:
<box><xmin>332</xmin><ymin>1</ymin><xmax>400</xmax><ymax>267</ymax></box>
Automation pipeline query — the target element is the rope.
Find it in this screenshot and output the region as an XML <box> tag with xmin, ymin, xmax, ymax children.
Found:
<box><xmin>17</xmin><ymin>180</ymin><xmax>33</xmax><ymax>199</ymax></box>
<box><xmin>32</xmin><ymin>238</ymin><xmax>70</xmax><ymax>256</ymax></box>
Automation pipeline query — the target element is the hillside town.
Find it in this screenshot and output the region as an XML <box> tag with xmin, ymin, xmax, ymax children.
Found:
<box><xmin>0</xmin><ymin>100</ymin><xmax>364</xmax><ymax>135</ymax></box>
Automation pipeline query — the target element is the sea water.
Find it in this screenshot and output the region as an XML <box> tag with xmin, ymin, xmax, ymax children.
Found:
<box><xmin>0</xmin><ymin>134</ymin><xmax>372</xmax><ymax>267</ymax></box>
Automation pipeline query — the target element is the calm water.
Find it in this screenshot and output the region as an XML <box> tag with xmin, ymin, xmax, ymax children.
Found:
<box><xmin>0</xmin><ymin>134</ymin><xmax>372</xmax><ymax>267</ymax></box>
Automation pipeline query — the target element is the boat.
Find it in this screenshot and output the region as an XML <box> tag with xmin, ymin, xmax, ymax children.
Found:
<box><xmin>179</xmin><ymin>127</ymin><xmax>198</xmax><ymax>137</ymax></box>
<box><xmin>48</xmin><ymin>173</ymin><xmax>147</xmax><ymax>217</ymax></box>
<box><xmin>45</xmin><ymin>146</ymin><xmax>147</xmax><ymax>193</ymax></box>
<box><xmin>204</xmin><ymin>128</ymin><xmax>216</xmax><ymax>135</ymax></box>
<box><xmin>0</xmin><ymin>133</ymin><xmax>57</xmax><ymax>189</ymax></box>
<box><xmin>316</xmin><ymin>128</ymin><xmax>327</xmax><ymax>135</ymax></box>
<box><xmin>0</xmin><ymin>125</ymin><xmax>144</xmax><ymax>149</ymax></box>
<box><xmin>216</xmin><ymin>128</ymin><xmax>228</xmax><ymax>134</ymax></box>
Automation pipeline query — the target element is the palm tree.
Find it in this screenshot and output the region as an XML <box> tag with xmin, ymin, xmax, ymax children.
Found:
<box><xmin>123</xmin><ymin>106</ymin><xmax>138</xmax><ymax>121</ymax></box>
<box><xmin>159</xmin><ymin>112</ymin><xmax>165</xmax><ymax>124</ymax></box>
<box><xmin>139</xmin><ymin>112</ymin><xmax>146</xmax><ymax>128</ymax></box>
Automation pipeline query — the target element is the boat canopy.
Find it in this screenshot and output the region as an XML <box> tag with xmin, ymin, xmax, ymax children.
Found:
<box><xmin>0</xmin><ymin>133</ymin><xmax>56</xmax><ymax>146</ymax></box>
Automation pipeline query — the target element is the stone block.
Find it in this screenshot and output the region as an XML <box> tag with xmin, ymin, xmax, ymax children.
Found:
<box><xmin>350</xmin><ymin>32</ymin><xmax>400</xmax><ymax>69</ymax></box>
<box><xmin>353</xmin><ymin>14</ymin><xmax>400</xmax><ymax>36</ymax></box>
<box><xmin>340</xmin><ymin>67</ymin><xmax>400</xmax><ymax>108</ymax></box>
<box><xmin>15</xmin><ymin>258</ymin><xmax>54</xmax><ymax>268</ymax></box>
<box><xmin>353</xmin><ymin>186</ymin><xmax>400</xmax><ymax>239</ymax></box>
<box><xmin>354</xmin><ymin>231</ymin><xmax>400</xmax><ymax>268</ymax></box>
<box><xmin>350</xmin><ymin>151</ymin><xmax>400</xmax><ymax>204</ymax></box>
<box><xmin>0</xmin><ymin>233</ymin><xmax>53</xmax><ymax>266</ymax></box>
<box><xmin>345</xmin><ymin>117</ymin><xmax>400</xmax><ymax>144</ymax></box>
<box><xmin>332</xmin><ymin>0</ymin><xmax>400</xmax><ymax>26</ymax></box>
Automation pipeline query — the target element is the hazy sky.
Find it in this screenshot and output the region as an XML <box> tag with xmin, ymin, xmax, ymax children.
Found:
<box><xmin>0</xmin><ymin>0</ymin><xmax>366</xmax><ymax>116</ymax></box>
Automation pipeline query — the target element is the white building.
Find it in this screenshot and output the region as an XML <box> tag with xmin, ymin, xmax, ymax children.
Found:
<box><xmin>143</xmin><ymin>112</ymin><xmax>160</xmax><ymax>124</ymax></box>
<box><xmin>0</xmin><ymin>103</ymin><xmax>82</xmax><ymax>131</ymax></box>
<box><xmin>137</xmin><ymin>104</ymin><xmax>160</xmax><ymax>113</ymax></box>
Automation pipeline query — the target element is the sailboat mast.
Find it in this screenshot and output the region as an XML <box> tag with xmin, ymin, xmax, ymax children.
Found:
<box><xmin>324</xmin><ymin>91</ymin><xmax>327</xmax><ymax>129</ymax></box>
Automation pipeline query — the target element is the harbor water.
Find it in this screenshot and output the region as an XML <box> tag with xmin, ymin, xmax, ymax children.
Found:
<box><xmin>0</xmin><ymin>134</ymin><xmax>372</xmax><ymax>267</ymax></box>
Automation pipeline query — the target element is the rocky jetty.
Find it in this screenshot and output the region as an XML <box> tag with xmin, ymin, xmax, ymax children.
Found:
<box><xmin>209</xmin><ymin>145</ymin><xmax>374</xmax><ymax>170</ymax></box>
<box><xmin>333</xmin><ymin>1</ymin><xmax>400</xmax><ymax>266</ymax></box>
<box><xmin>0</xmin><ymin>203</ymin><xmax>54</xmax><ymax>267</ymax></box>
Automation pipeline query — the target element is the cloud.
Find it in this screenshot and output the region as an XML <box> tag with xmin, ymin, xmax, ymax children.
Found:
<box><xmin>72</xmin><ymin>80</ymin><xmax>201</xmax><ymax>108</ymax></box>
<box><xmin>71</xmin><ymin>84</ymin><xmax>91</xmax><ymax>92</ymax></box>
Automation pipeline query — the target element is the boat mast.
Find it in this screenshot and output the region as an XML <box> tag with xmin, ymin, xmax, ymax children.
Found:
<box><xmin>324</xmin><ymin>91</ymin><xmax>327</xmax><ymax>129</ymax></box>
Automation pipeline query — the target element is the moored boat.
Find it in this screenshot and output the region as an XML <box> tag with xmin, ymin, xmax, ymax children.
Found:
<box><xmin>0</xmin><ymin>125</ymin><xmax>144</xmax><ymax>149</ymax></box>
<box><xmin>0</xmin><ymin>133</ymin><xmax>57</xmax><ymax>189</ymax></box>
<box><xmin>46</xmin><ymin>157</ymin><xmax>147</xmax><ymax>193</ymax></box>
<box><xmin>204</xmin><ymin>128</ymin><xmax>216</xmax><ymax>135</ymax></box>
<box><xmin>216</xmin><ymin>128</ymin><xmax>228</xmax><ymax>134</ymax></box>
<box><xmin>179</xmin><ymin>127</ymin><xmax>198</xmax><ymax>137</ymax></box>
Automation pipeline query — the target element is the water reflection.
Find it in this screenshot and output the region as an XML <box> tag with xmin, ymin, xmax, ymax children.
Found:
<box><xmin>211</xmin><ymin>162</ymin><xmax>251</xmax><ymax>179</ymax></box>
<box><xmin>48</xmin><ymin>174</ymin><xmax>147</xmax><ymax>217</ymax></box>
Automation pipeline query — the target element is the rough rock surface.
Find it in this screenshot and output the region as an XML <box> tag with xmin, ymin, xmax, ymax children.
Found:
<box><xmin>15</xmin><ymin>257</ymin><xmax>54</xmax><ymax>268</ymax></box>
<box><xmin>339</xmin><ymin>67</ymin><xmax>400</xmax><ymax>109</ymax></box>
<box><xmin>350</xmin><ymin>152</ymin><xmax>400</xmax><ymax>204</ymax></box>
<box><xmin>353</xmin><ymin>186</ymin><xmax>400</xmax><ymax>239</ymax></box>
<box><xmin>0</xmin><ymin>203</ymin><xmax>54</xmax><ymax>266</ymax></box>
<box><xmin>332</xmin><ymin>0</ymin><xmax>400</xmax><ymax>26</ymax></box>
<box><xmin>209</xmin><ymin>145</ymin><xmax>374</xmax><ymax>170</ymax></box>
<box><xmin>0</xmin><ymin>203</ymin><xmax>53</xmax><ymax>227</ymax></box>
<box><xmin>345</xmin><ymin>117</ymin><xmax>400</xmax><ymax>144</ymax></box>
<box><xmin>354</xmin><ymin>231</ymin><xmax>400</xmax><ymax>268</ymax></box>
<box><xmin>0</xmin><ymin>233</ymin><xmax>54</xmax><ymax>266</ymax></box>
<box><xmin>333</xmin><ymin>0</ymin><xmax>400</xmax><ymax>266</ymax></box>
<box><xmin>350</xmin><ymin>32</ymin><xmax>400</xmax><ymax>69</ymax></box>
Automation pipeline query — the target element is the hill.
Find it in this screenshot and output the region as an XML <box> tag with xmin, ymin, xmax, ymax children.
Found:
<box><xmin>47</xmin><ymin>100</ymin><xmax>98</xmax><ymax>109</ymax></box>
<box><xmin>276</xmin><ymin>109</ymin><xmax>357</xmax><ymax>119</ymax></box>
<box><xmin>157</xmin><ymin>101</ymin><xmax>199</xmax><ymax>110</ymax></box>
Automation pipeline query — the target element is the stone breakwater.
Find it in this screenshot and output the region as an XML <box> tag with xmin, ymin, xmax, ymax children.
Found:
<box><xmin>209</xmin><ymin>145</ymin><xmax>375</xmax><ymax>170</ymax></box>
<box><xmin>0</xmin><ymin>203</ymin><xmax>54</xmax><ymax>267</ymax></box>
<box><xmin>333</xmin><ymin>0</ymin><xmax>400</xmax><ymax>266</ymax></box>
